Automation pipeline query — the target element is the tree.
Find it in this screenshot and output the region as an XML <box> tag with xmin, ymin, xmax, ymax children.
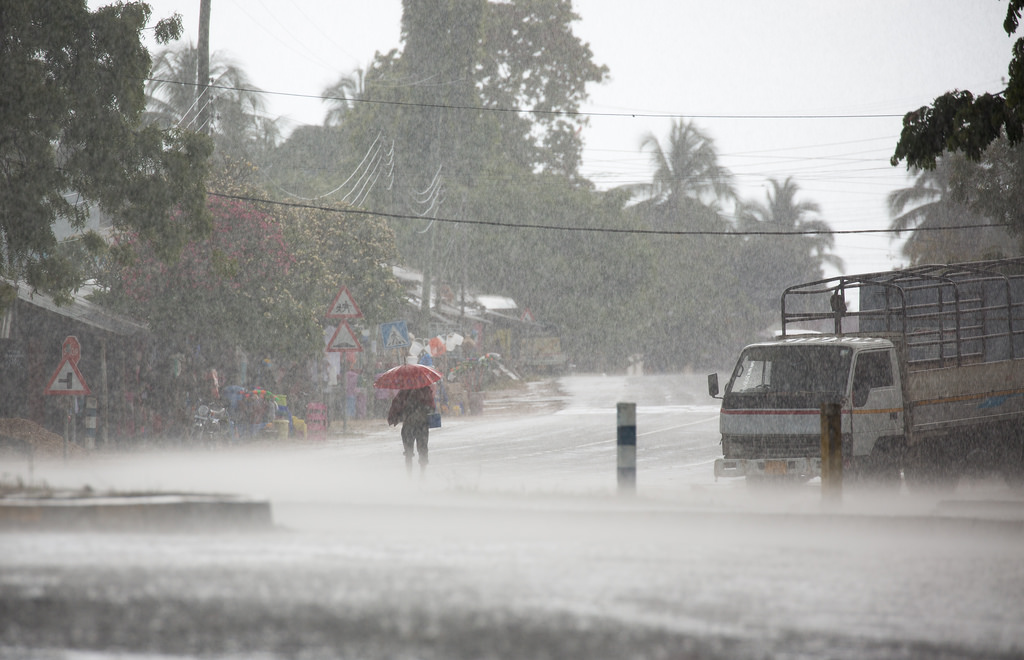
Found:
<box><xmin>891</xmin><ymin>1</ymin><xmax>1024</xmax><ymax>170</ymax></box>
<box><xmin>738</xmin><ymin>176</ymin><xmax>842</xmax><ymax>281</ymax></box>
<box><xmin>338</xmin><ymin>0</ymin><xmax>607</xmax><ymax>261</ymax></box>
<box><xmin>965</xmin><ymin>136</ymin><xmax>1024</xmax><ymax>235</ymax></box>
<box><xmin>312</xmin><ymin>0</ymin><xmax>607</xmax><ymax>341</ymax></box>
<box><xmin>99</xmin><ymin>191</ymin><xmax>296</xmax><ymax>364</ymax></box>
<box><xmin>622</xmin><ymin>120</ymin><xmax>752</xmax><ymax>369</ymax></box>
<box><xmin>277</xmin><ymin>200</ymin><xmax>406</xmax><ymax>346</ymax></box>
<box><xmin>322</xmin><ymin>69</ymin><xmax>367</xmax><ymax>128</ymax></box>
<box><xmin>146</xmin><ymin>43</ymin><xmax>278</xmax><ymax>165</ymax></box>
<box><xmin>477</xmin><ymin>0</ymin><xmax>608</xmax><ymax>177</ymax></box>
<box><xmin>96</xmin><ymin>163</ymin><xmax>405</xmax><ymax>379</ymax></box>
<box><xmin>635</xmin><ymin>119</ymin><xmax>736</xmax><ymax>228</ymax></box>
<box><xmin>729</xmin><ymin>177</ymin><xmax>843</xmax><ymax>340</ymax></box>
<box><xmin>0</xmin><ymin>0</ymin><xmax>211</xmax><ymax>301</ymax></box>
<box><xmin>888</xmin><ymin>153</ymin><xmax>1016</xmax><ymax>264</ymax></box>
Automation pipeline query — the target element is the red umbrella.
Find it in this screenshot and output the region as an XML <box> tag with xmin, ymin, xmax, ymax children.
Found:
<box><xmin>373</xmin><ymin>363</ymin><xmax>442</xmax><ymax>390</ymax></box>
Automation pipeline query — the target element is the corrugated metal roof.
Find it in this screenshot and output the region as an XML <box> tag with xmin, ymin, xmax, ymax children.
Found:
<box><xmin>475</xmin><ymin>295</ymin><xmax>517</xmax><ymax>311</ymax></box>
<box><xmin>10</xmin><ymin>282</ymin><xmax>148</xmax><ymax>336</ymax></box>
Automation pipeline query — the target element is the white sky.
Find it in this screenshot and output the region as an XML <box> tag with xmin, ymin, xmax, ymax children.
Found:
<box><xmin>119</xmin><ymin>0</ymin><xmax>1013</xmax><ymax>276</ymax></box>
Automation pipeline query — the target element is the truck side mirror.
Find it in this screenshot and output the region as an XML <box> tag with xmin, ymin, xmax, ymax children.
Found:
<box><xmin>708</xmin><ymin>373</ymin><xmax>720</xmax><ymax>398</ymax></box>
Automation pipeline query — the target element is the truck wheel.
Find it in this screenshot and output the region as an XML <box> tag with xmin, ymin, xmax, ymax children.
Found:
<box><xmin>854</xmin><ymin>439</ymin><xmax>904</xmax><ymax>491</ymax></box>
<box><xmin>1001</xmin><ymin>454</ymin><xmax>1024</xmax><ymax>492</ymax></box>
<box><xmin>903</xmin><ymin>442</ymin><xmax>958</xmax><ymax>493</ymax></box>
<box><xmin>853</xmin><ymin>461</ymin><xmax>902</xmax><ymax>491</ymax></box>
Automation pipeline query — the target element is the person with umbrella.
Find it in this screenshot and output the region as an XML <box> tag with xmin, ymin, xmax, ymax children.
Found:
<box><xmin>376</xmin><ymin>364</ymin><xmax>441</xmax><ymax>473</ymax></box>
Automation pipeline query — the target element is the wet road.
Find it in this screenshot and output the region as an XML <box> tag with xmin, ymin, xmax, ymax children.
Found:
<box><xmin>2</xmin><ymin>374</ymin><xmax>1023</xmax><ymax>659</ymax></box>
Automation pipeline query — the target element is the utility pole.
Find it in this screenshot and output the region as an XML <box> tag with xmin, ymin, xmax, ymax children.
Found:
<box><xmin>196</xmin><ymin>0</ymin><xmax>212</xmax><ymax>135</ymax></box>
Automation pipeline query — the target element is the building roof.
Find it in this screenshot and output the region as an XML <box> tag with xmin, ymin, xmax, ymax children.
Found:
<box><xmin>10</xmin><ymin>282</ymin><xmax>147</xmax><ymax>336</ymax></box>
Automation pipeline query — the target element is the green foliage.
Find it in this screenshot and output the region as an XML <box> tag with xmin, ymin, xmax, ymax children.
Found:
<box><xmin>970</xmin><ymin>137</ymin><xmax>1024</xmax><ymax>231</ymax></box>
<box><xmin>98</xmin><ymin>187</ymin><xmax>298</xmax><ymax>364</ymax></box>
<box><xmin>276</xmin><ymin>199</ymin><xmax>406</xmax><ymax>332</ymax></box>
<box><xmin>889</xmin><ymin>3</ymin><xmax>1024</xmax><ymax>260</ymax></box>
<box><xmin>267</xmin><ymin>5</ymin><xmax>848</xmax><ymax>372</ymax></box>
<box><xmin>892</xmin><ymin>1</ymin><xmax>1024</xmax><ymax>170</ymax></box>
<box><xmin>737</xmin><ymin>177</ymin><xmax>842</xmax><ymax>287</ymax></box>
<box><xmin>636</xmin><ymin>120</ymin><xmax>737</xmax><ymax>221</ymax></box>
<box><xmin>97</xmin><ymin>163</ymin><xmax>405</xmax><ymax>372</ymax></box>
<box><xmin>477</xmin><ymin>0</ymin><xmax>608</xmax><ymax>177</ymax></box>
<box><xmin>145</xmin><ymin>43</ymin><xmax>279</xmax><ymax>166</ymax></box>
<box><xmin>888</xmin><ymin>148</ymin><xmax>1022</xmax><ymax>264</ymax></box>
<box><xmin>0</xmin><ymin>0</ymin><xmax>210</xmax><ymax>300</ymax></box>
<box><xmin>336</xmin><ymin>0</ymin><xmax>606</xmax><ymax>267</ymax></box>
<box><xmin>450</xmin><ymin>174</ymin><xmax>648</xmax><ymax>371</ymax></box>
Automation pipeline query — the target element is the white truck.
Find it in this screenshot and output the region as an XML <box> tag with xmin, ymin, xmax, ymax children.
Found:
<box><xmin>708</xmin><ymin>259</ymin><xmax>1024</xmax><ymax>489</ymax></box>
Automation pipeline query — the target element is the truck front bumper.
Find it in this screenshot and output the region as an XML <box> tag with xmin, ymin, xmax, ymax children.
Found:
<box><xmin>714</xmin><ymin>457</ymin><xmax>821</xmax><ymax>481</ymax></box>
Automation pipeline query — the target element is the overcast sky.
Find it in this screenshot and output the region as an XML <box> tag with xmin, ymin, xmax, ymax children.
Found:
<box><xmin>121</xmin><ymin>0</ymin><xmax>1013</xmax><ymax>276</ymax></box>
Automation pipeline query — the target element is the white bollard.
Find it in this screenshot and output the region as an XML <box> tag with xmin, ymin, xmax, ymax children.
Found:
<box><xmin>617</xmin><ymin>402</ymin><xmax>636</xmax><ymax>493</ymax></box>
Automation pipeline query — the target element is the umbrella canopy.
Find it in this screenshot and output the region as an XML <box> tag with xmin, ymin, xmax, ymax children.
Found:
<box><xmin>373</xmin><ymin>363</ymin><xmax>442</xmax><ymax>390</ymax></box>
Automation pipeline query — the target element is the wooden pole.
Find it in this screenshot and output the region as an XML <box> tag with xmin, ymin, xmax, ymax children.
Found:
<box><xmin>820</xmin><ymin>402</ymin><xmax>843</xmax><ymax>503</ymax></box>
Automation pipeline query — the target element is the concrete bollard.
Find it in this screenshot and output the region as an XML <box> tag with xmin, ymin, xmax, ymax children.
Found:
<box><xmin>820</xmin><ymin>402</ymin><xmax>842</xmax><ymax>502</ymax></box>
<box><xmin>617</xmin><ymin>402</ymin><xmax>636</xmax><ymax>493</ymax></box>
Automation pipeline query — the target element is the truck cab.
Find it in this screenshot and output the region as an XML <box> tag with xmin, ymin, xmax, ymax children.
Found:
<box><xmin>711</xmin><ymin>336</ymin><xmax>904</xmax><ymax>482</ymax></box>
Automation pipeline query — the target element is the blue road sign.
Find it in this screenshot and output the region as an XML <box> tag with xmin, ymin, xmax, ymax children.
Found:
<box><xmin>381</xmin><ymin>320</ymin><xmax>410</xmax><ymax>349</ymax></box>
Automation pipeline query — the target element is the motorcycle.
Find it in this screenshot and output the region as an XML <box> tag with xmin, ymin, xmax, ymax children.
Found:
<box><xmin>187</xmin><ymin>399</ymin><xmax>231</xmax><ymax>445</ymax></box>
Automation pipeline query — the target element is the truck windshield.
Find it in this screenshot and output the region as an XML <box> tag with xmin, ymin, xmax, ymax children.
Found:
<box><xmin>727</xmin><ymin>345</ymin><xmax>853</xmax><ymax>397</ymax></box>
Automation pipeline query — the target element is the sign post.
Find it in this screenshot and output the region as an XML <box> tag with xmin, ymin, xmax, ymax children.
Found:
<box><xmin>325</xmin><ymin>285</ymin><xmax>364</xmax><ymax>354</ymax></box>
<box><xmin>44</xmin><ymin>337</ymin><xmax>91</xmax><ymax>458</ymax></box>
<box><xmin>325</xmin><ymin>286</ymin><xmax>364</xmax><ymax>433</ymax></box>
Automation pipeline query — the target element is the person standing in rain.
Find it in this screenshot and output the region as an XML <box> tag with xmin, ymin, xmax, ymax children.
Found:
<box><xmin>387</xmin><ymin>385</ymin><xmax>435</xmax><ymax>473</ymax></box>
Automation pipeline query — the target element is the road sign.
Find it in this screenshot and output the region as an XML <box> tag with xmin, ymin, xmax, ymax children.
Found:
<box><xmin>62</xmin><ymin>336</ymin><xmax>82</xmax><ymax>364</ymax></box>
<box><xmin>326</xmin><ymin>322</ymin><xmax>362</xmax><ymax>353</ymax></box>
<box><xmin>326</xmin><ymin>286</ymin><xmax>362</xmax><ymax>319</ymax></box>
<box><xmin>45</xmin><ymin>336</ymin><xmax>90</xmax><ymax>395</ymax></box>
<box><xmin>44</xmin><ymin>357</ymin><xmax>90</xmax><ymax>395</ymax></box>
<box><xmin>381</xmin><ymin>320</ymin><xmax>410</xmax><ymax>349</ymax></box>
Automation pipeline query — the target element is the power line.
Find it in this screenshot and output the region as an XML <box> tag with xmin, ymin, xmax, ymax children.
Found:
<box><xmin>144</xmin><ymin>77</ymin><xmax>906</xmax><ymax>121</ymax></box>
<box><xmin>207</xmin><ymin>191</ymin><xmax>1009</xmax><ymax>238</ymax></box>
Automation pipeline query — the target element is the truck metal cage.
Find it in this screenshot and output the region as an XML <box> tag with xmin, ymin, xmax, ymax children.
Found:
<box><xmin>780</xmin><ymin>258</ymin><xmax>1024</xmax><ymax>369</ymax></box>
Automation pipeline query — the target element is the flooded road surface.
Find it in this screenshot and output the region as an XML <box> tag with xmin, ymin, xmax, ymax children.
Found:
<box><xmin>2</xmin><ymin>374</ymin><xmax>1023</xmax><ymax>659</ymax></box>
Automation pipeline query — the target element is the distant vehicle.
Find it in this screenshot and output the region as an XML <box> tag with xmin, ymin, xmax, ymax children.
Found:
<box><xmin>517</xmin><ymin>324</ymin><xmax>568</xmax><ymax>374</ymax></box>
<box><xmin>708</xmin><ymin>259</ymin><xmax>1024</xmax><ymax>489</ymax></box>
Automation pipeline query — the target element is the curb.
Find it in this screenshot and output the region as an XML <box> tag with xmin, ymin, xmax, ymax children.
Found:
<box><xmin>0</xmin><ymin>493</ymin><xmax>273</xmax><ymax>532</ymax></box>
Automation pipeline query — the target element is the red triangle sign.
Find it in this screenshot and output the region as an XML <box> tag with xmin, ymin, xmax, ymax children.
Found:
<box><xmin>326</xmin><ymin>322</ymin><xmax>362</xmax><ymax>353</ymax></box>
<box><xmin>44</xmin><ymin>357</ymin><xmax>91</xmax><ymax>395</ymax></box>
<box><xmin>326</xmin><ymin>286</ymin><xmax>362</xmax><ymax>319</ymax></box>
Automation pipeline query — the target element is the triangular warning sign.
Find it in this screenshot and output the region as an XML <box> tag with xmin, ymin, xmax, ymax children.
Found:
<box><xmin>326</xmin><ymin>322</ymin><xmax>362</xmax><ymax>352</ymax></box>
<box><xmin>44</xmin><ymin>357</ymin><xmax>91</xmax><ymax>395</ymax></box>
<box><xmin>326</xmin><ymin>286</ymin><xmax>362</xmax><ymax>319</ymax></box>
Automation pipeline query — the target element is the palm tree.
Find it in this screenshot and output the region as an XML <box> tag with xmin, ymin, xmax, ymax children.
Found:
<box><xmin>739</xmin><ymin>176</ymin><xmax>842</xmax><ymax>275</ymax></box>
<box><xmin>145</xmin><ymin>43</ymin><xmax>278</xmax><ymax>160</ymax></box>
<box><xmin>322</xmin><ymin>68</ymin><xmax>366</xmax><ymax>127</ymax></box>
<box><xmin>733</xmin><ymin>177</ymin><xmax>843</xmax><ymax>315</ymax></box>
<box><xmin>625</xmin><ymin>120</ymin><xmax>742</xmax><ymax>368</ymax></box>
<box><xmin>634</xmin><ymin>119</ymin><xmax>735</xmax><ymax>229</ymax></box>
<box><xmin>888</xmin><ymin>153</ymin><xmax>1011</xmax><ymax>264</ymax></box>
